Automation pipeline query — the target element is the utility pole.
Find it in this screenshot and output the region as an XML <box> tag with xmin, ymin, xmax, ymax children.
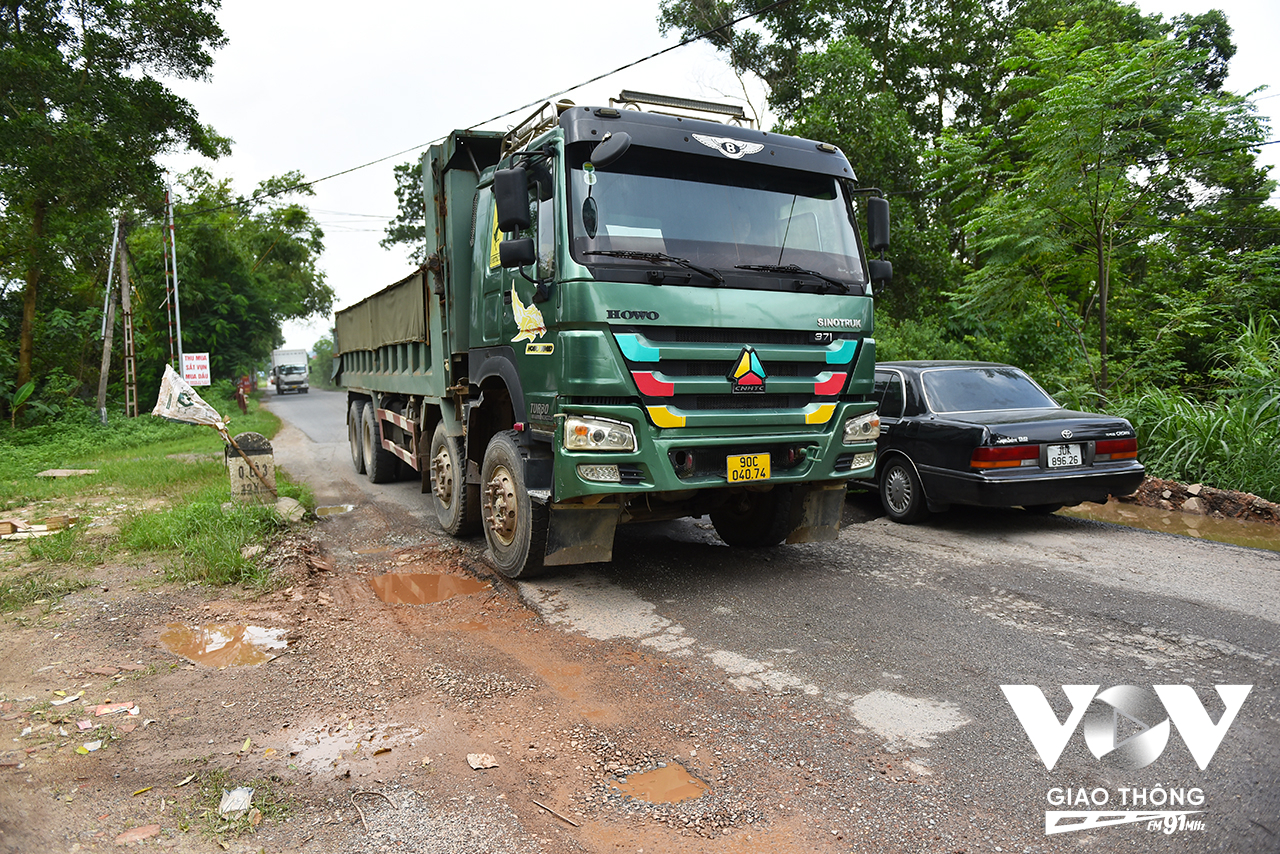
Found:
<box><xmin>163</xmin><ymin>179</ymin><xmax>185</xmax><ymax>368</ymax></box>
<box><xmin>121</xmin><ymin>237</ymin><xmax>137</xmax><ymax>417</ymax></box>
<box><xmin>97</xmin><ymin>218</ymin><xmax>127</xmax><ymax>424</ymax></box>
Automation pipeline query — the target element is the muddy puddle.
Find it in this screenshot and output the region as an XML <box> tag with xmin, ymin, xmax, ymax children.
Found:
<box><xmin>1062</xmin><ymin>502</ymin><xmax>1280</xmax><ymax>553</ymax></box>
<box><xmin>616</xmin><ymin>764</ymin><xmax>710</xmax><ymax>803</ymax></box>
<box><xmin>369</xmin><ymin>572</ymin><xmax>490</xmax><ymax>605</ymax></box>
<box><xmin>160</xmin><ymin>623</ymin><xmax>287</xmax><ymax>667</ymax></box>
<box><xmin>289</xmin><ymin>722</ymin><xmax>425</xmax><ymax>769</ymax></box>
<box><xmin>315</xmin><ymin>504</ymin><xmax>354</xmax><ymax>517</ymax></box>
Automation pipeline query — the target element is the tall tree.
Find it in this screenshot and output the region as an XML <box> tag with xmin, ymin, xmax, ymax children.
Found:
<box><xmin>934</xmin><ymin>21</ymin><xmax>1272</xmax><ymax>400</ymax></box>
<box><xmin>0</xmin><ymin>0</ymin><xmax>226</xmax><ymax>389</ymax></box>
<box><xmin>129</xmin><ymin>169</ymin><xmax>334</xmax><ymax>391</ymax></box>
<box><xmin>380</xmin><ymin>160</ymin><xmax>427</xmax><ymax>264</ymax></box>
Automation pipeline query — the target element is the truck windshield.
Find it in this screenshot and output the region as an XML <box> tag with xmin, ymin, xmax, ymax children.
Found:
<box><xmin>567</xmin><ymin>145</ymin><xmax>866</xmax><ymax>292</ymax></box>
<box><xmin>279</xmin><ymin>365</ymin><xmax>306</xmax><ymax>376</ymax></box>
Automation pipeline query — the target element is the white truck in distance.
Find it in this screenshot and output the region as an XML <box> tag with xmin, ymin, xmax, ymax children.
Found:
<box><xmin>270</xmin><ymin>348</ymin><xmax>309</xmax><ymax>395</ymax></box>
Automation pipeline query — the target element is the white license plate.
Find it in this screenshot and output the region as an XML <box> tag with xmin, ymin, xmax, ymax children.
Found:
<box><xmin>1047</xmin><ymin>444</ymin><xmax>1082</xmax><ymax>468</ymax></box>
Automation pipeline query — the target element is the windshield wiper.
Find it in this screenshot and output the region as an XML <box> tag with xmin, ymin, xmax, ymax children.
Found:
<box><xmin>583</xmin><ymin>250</ymin><xmax>724</xmax><ymax>285</ymax></box>
<box><xmin>734</xmin><ymin>263</ymin><xmax>852</xmax><ymax>293</ymax></box>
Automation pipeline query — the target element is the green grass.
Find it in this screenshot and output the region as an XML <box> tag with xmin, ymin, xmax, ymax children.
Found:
<box><xmin>25</xmin><ymin>526</ymin><xmax>106</xmax><ymax>566</ymax></box>
<box><xmin>0</xmin><ymin>391</ymin><xmax>308</xmax><ymax>595</ymax></box>
<box><xmin>1111</xmin><ymin>314</ymin><xmax>1279</xmax><ymax>502</ymax></box>
<box><xmin>0</xmin><ymin>395</ymin><xmax>281</xmax><ymax>509</ymax></box>
<box><xmin>0</xmin><ymin>568</ymin><xmax>92</xmax><ymax>613</ymax></box>
<box><xmin>117</xmin><ymin>483</ymin><xmax>299</xmax><ymax>587</ymax></box>
<box><xmin>176</xmin><ymin>768</ymin><xmax>295</xmax><ymax>838</ymax></box>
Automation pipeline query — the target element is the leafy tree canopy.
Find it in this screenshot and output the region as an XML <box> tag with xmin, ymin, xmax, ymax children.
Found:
<box><xmin>1</xmin><ymin>0</ymin><xmax>228</xmax><ymax>391</ymax></box>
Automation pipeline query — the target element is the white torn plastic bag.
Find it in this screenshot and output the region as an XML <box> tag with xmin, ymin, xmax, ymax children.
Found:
<box><xmin>219</xmin><ymin>787</ymin><xmax>254</xmax><ymax>819</ymax></box>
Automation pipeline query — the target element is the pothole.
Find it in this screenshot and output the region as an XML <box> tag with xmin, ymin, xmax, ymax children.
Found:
<box><xmin>160</xmin><ymin>623</ymin><xmax>287</xmax><ymax>667</ymax></box>
<box><xmin>369</xmin><ymin>572</ymin><xmax>489</xmax><ymax>605</ymax></box>
<box><xmin>615</xmin><ymin>763</ymin><xmax>710</xmax><ymax>803</ymax></box>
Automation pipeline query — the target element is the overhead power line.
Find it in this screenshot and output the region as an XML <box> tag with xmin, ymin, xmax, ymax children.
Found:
<box><xmin>174</xmin><ymin>0</ymin><xmax>798</xmax><ymax>220</ymax></box>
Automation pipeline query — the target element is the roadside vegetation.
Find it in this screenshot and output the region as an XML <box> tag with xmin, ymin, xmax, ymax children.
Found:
<box><xmin>0</xmin><ymin>387</ymin><xmax>310</xmax><ymax>613</ymax></box>
<box><xmin>647</xmin><ymin>0</ymin><xmax>1280</xmax><ymax>504</ymax></box>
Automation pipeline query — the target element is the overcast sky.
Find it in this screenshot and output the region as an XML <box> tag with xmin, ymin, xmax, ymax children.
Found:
<box><xmin>160</xmin><ymin>0</ymin><xmax>1278</xmax><ymax>354</ymax></box>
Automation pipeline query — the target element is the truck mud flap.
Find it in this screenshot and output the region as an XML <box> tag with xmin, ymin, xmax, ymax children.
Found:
<box><xmin>785</xmin><ymin>484</ymin><xmax>846</xmax><ymax>544</ymax></box>
<box><xmin>541</xmin><ymin>497</ymin><xmax>622</xmax><ymax>567</ymax></box>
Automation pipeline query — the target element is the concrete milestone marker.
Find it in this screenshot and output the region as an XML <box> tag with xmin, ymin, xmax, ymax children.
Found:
<box><xmin>226</xmin><ymin>432</ymin><xmax>275</xmax><ymax>503</ymax></box>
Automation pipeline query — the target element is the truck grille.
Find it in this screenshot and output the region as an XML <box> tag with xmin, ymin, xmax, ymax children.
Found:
<box><xmin>613</xmin><ymin>326</ymin><xmax>860</xmax><ymax>426</ymax></box>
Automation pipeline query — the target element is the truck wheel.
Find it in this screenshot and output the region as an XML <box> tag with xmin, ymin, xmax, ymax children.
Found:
<box><xmin>879</xmin><ymin>458</ymin><xmax>929</xmax><ymax>523</ymax></box>
<box><xmin>480</xmin><ymin>431</ymin><xmax>549</xmax><ymax>578</ymax></box>
<box><xmin>361</xmin><ymin>403</ymin><xmax>399</xmax><ymax>483</ymax></box>
<box><xmin>348</xmin><ymin>400</ymin><xmax>366</xmax><ymax>474</ymax></box>
<box><xmin>710</xmin><ymin>487</ymin><xmax>793</xmax><ymax>547</ymax></box>
<box><xmin>430</xmin><ymin>423</ymin><xmax>480</xmax><ymax>537</ymax></box>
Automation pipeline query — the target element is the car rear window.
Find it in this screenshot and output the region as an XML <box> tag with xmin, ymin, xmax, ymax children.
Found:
<box><xmin>922</xmin><ymin>367</ymin><xmax>1057</xmax><ymax>413</ymax></box>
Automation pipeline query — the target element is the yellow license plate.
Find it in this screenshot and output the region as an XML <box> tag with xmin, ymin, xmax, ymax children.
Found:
<box><xmin>727</xmin><ymin>453</ymin><xmax>771</xmax><ymax>483</ymax></box>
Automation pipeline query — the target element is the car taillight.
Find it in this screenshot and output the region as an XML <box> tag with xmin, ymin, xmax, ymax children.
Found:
<box><xmin>971</xmin><ymin>444</ymin><xmax>1039</xmax><ymax>469</ymax></box>
<box><xmin>1096</xmin><ymin>437</ymin><xmax>1138</xmax><ymax>460</ymax></box>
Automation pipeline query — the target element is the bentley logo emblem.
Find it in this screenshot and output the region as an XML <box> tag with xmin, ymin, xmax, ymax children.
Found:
<box><xmin>1061</xmin><ymin>429</ymin><xmax>1073</xmax><ymax>439</ymax></box>
<box><xmin>692</xmin><ymin>134</ymin><xmax>765</xmax><ymax>160</ymax></box>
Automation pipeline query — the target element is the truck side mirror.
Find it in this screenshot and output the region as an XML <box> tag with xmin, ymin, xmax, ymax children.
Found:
<box><xmin>499</xmin><ymin>237</ymin><xmax>537</xmax><ymax>269</ymax></box>
<box><xmin>868</xmin><ymin>259</ymin><xmax>893</xmax><ymax>288</ymax></box>
<box><xmin>591</xmin><ymin>132</ymin><xmax>631</xmax><ymax>169</ymax></box>
<box><xmin>494</xmin><ymin>167</ymin><xmax>531</xmax><ymax>232</ymax></box>
<box><xmin>867</xmin><ymin>196</ymin><xmax>890</xmax><ymax>253</ymax></box>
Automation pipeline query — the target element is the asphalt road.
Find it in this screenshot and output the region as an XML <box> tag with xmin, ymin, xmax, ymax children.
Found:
<box><xmin>267</xmin><ymin>388</ymin><xmax>1280</xmax><ymax>852</ymax></box>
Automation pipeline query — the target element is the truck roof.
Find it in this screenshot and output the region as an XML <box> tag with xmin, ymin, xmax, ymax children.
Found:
<box><xmin>557</xmin><ymin>105</ymin><xmax>857</xmax><ymax>182</ymax></box>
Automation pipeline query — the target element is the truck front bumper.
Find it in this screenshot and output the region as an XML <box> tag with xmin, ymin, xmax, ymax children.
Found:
<box><xmin>551</xmin><ymin>401</ymin><xmax>877</xmax><ymax>501</ymax></box>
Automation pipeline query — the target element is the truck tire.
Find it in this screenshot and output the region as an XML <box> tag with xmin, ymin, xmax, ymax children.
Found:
<box><xmin>349</xmin><ymin>400</ymin><xmax>366</xmax><ymax>474</ymax></box>
<box><xmin>430</xmin><ymin>423</ymin><xmax>480</xmax><ymax>537</ymax></box>
<box><xmin>710</xmin><ymin>487</ymin><xmax>794</xmax><ymax>548</ymax></box>
<box><xmin>879</xmin><ymin>457</ymin><xmax>929</xmax><ymax>523</ymax></box>
<box><xmin>361</xmin><ymin>404</ymin><xmax>399</xmax><ymax>484</ymax></box>
<box><xmin>480</xmin><ymin>431</ymin><xmax>549</xmax><ymax>578</ymax></box>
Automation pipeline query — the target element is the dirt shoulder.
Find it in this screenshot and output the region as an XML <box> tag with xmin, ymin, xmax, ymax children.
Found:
<box><xmin>3</xmin><ymin>499</ymin><xmax>931</xmax><ymax>854</ymax></box>
<box><xmin>1117</xmin><ymin>475</ymin><xmax>1280</xmax><ymax>525</ymax></box>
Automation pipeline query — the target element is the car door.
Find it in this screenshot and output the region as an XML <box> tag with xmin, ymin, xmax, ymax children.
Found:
<box><xmin>872</xmin><ymin>369</ymin><xmax>906</xmax><ymax>463</ymax></box>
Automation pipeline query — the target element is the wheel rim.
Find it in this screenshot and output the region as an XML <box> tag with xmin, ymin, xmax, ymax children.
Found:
<box><xmin>432</xmin><ymin>446</ymin><xmax>454</xmax><ymax>508</ymax></box>
<box><xmin>484</xmin><ymin>464</ymin><xmax>519</xmax><ymax>547</ymax></box>
<box><xmin>883</xmin><ymin>466</ymin><xmax>913</xmax><ymax>515</ymax></box>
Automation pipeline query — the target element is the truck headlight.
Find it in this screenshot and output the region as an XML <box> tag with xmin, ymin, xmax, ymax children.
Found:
<box><xmin>843</xmin><ymin>412</ymin><xmax>880</xmax><ymax>445</ymax></box>
<box><xmin>563</xmin><ymin>416</ymin><xmax>636</xmax><ymax>452</ymax></box>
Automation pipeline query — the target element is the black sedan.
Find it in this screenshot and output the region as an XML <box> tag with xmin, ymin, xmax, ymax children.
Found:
<box><xmin>862</xmin><ymin>361</ymin><xmax>1145</xmax><ymax>523</ymax></box>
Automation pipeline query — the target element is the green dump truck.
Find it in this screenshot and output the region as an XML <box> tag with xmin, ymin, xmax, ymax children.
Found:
<box><xmin>335</xmin><ymin>93</ymin><xmax>889</xmax><ymax>578</ymax></box>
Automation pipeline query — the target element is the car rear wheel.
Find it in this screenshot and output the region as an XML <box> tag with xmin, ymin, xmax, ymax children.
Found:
<box><xmin>879</xmin><ymin>459</ymin><xmax>929</xmax><ymax>523</ymax></box>
<box><xmin>710</xmin><ymin>487</ymin><xmax>794</xmax><ymax>547</ymax></box>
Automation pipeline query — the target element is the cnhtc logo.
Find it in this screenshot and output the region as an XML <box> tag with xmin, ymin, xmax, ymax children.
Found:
<box><xmin>1001</xmin><ymin>684</ymin><xmax>1252</xmax><ymax>770</ymax></box>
